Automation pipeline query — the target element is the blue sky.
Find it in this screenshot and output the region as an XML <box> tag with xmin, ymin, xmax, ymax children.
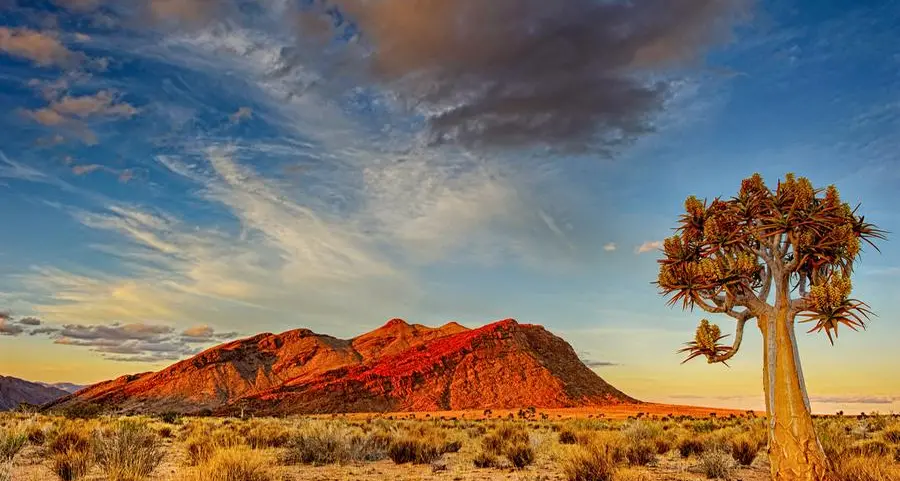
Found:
<box><xmin>1</xmin><ymin>0</ymin><xmax>899</xmax><ymax>413</ymax></box>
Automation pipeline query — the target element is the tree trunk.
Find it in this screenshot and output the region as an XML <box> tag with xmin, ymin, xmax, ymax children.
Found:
<box><xmin>759</xmin><ymin>308</ymin><xmax>833</xmax><ymax>481</ymax></box>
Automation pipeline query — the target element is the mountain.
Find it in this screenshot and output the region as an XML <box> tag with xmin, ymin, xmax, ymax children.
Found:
<box><xmin>38</xmin><ymin>382</ymin><xmax>86</xmax><ymax>394</ymax></box>
<box><xmin>48</xmin><ymin>319</ymin><xmax>638</xmax><ymax>415</ymax></box>
<box><xmin>0</xmin><ymin>375</ymin><xmax>69</xmax><ymax>410</ymax></box>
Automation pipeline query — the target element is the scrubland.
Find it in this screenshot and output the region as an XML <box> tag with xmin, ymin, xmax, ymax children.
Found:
<box><xmin>1</xmin><ymin>408</ymin><xmax>898</xmax><ymax>481</ymax></box>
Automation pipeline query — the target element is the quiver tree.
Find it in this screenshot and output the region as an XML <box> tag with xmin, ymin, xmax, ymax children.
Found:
<box><xmin>655</xmin><ymin>173</ymin><xmax>885</xmax><ymax>481</ymax></box>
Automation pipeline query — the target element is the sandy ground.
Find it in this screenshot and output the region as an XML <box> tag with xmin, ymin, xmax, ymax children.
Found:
<box><xmin>10</xmin><ymin>442</ymin><xmax>771</xmax><ymax>481</ymax></box>
<box><xmin>6</xmin><ymin>406</ymin><xmax>771</xmax><ymax>481</ymax></box>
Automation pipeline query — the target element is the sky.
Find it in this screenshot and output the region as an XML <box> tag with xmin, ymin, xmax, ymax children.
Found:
<box><xmin>1</xmin><ymin>0</ymin><xmax>899</xmax><ymax>414</ymax></box>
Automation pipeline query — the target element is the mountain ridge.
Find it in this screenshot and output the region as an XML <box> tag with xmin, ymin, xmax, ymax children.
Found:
<box><xmin>48</xmin><ymin>319</ymin><xmax>638</xmax><ymax>415</ymax></box>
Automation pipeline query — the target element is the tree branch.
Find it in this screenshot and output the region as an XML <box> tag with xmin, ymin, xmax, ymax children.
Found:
<box><xmin>708</xmin><ymin>315</ymin><xmax>752</xmax><ymax>364</ymax></box>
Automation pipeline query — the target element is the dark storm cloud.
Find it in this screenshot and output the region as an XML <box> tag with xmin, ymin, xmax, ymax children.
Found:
<box><xmin>313</xmin><ymin>0</ymin><xmax>751</xmax><ymax>151</ymax></box>
<box><xmin>28</xmin><ymin>0</ymin><xmax>752</xmax><ymax>151</ymax></box>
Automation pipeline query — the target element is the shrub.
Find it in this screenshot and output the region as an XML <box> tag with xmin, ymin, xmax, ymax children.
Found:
<box><xmin>624</xmin><ymin>440</ymin><xmax>656</xmax><ymax>466</ymax></box>
<box><xmin>882</xmin><ymin>427</ymin><xmax>900</xmax><ymax>444</ymax></box>
<box><xmin>93</xmin><ymin>421</ymin><xmax>165</xmax><ymax>481</ymax></box>
<box><xmin>61</xmin><ymin>403</ymin><xmax>102</xmax><ymax>420</ymax></box>
<box><xmin>246</xmin><ymin>423</ymin><xmax>291</xmax><ymax>449</ymax></box>
<box><xmin>505</xmin><ymin>442</ymin><xmax>535</xmax><ymax>469</ymax></box>
<box><xmin>678</xmin><ymin>436</ymin><xmax>706</xmax><ymax>458</ymax></box>
<box><xmin>0</xmin><ymin>429</ymin><xmax>26</xmax><ymax>462</ymax></box>
<box><xmin>691</xmin><ymin>420</ymin><xmax>717</xmax><ymax>433</ymax></box>
<box><xmin>654</xmin><ymin>437</ymin><xmax>672</xmax><ymax>455</ymax></box>
<box><xmin>697</xmin><ymin>449</ymin><xmax>733</xmax><ymax>479</ymax></box>
<box><xmin>472</xmin><ymin>450</ymin><xmax>499</xmax><ymax>468</ymax></box>
<box><xmin>559</xmin><ymin>427</ymin><xmax>579</xmax><ymax>445</ymax></box>
<box><xmin>442</xmin><ymin>439</ymin><xmax>463</xmax><ymax>453</ymax></box>
<box><xmin>184</xmin><ymin>427</ymin><xmax>243</xmax><ymax>466</ymax></box>
<box><xmin>561</xmin><ymin>442</ymin><xmax>618</xmax><ymax>481</ymax></box>
<box><xmin>279</xmin><ymin>424</ymin><xmax>389</xmax><ymax>465</ymax></box>
<box><xmin>26</xmin><ymin>423</ymin><xmax>47</xmax><ymax>445</ymax></box>
<box><xmin>848</xmin><ymin>440</ymin><xmax>892</xmax><ymax>457</ymax></box>
<box><xmin>188</xmin><ymin>447</ymin><xmax>276</xmax><ymax>481</ymax></box>
<box><xmin>51</xmin><ymin>447</ymin><xmax>93</xmax><ymax>481</ymax></box>
<box><xmin>158</xmin><ymin>412</ymin><xmax>180</xmax><ymax>424</ymax></box>
<box><xmin>831</xmin><ymin>453</ymin><xmax>900</xmax><ymax>481</ymax></box>
<box><xmin>728</xmin><ymin>433</ymin><xmax>762</xmax><ymax>466</ymax></box>
<box><xmin>387</xmin><ymin>437</ymin><xmax>442</xmax><ymax>465</ymax></box>
<box><xmin>48</xmin><ymin>426</ymin><xmax>91</xmax><ymax>456</ymax></box>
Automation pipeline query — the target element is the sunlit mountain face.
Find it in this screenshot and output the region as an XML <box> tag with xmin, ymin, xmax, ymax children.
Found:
<box><xmin>1</xmin><ymin>0</ymin><xmax>899</xmax><ymax>414</ymax></box>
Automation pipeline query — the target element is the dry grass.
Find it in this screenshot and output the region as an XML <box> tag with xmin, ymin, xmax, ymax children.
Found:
<box><xmin>3</xmin><ymin>410</ymin><xmax>897</xmax><ymax>481</ymax></box>
<box><xmin>93</xmin><ymin>420</ymin><xmax>165</xmax><ymax>481</ymax></box>
<box><xmin>561</xmin><ymin>441</ymin><xmax>619</xmax><ymax>481</ymax></box>
<box><xmin>0</xmin><ymin>429</ymin><xmax>26</xmax><ymax>462</ymax></box>
<box><xmin>180</xmin><ymin>447</ymin><xmax>276</xmax><ymax>481</ymax></box>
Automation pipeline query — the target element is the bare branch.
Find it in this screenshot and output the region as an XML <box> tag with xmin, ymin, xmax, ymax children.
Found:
<box><xmin>708</xmin><ymin>315</ymin><xmax>751</xmax><ymax>364</ymax></box>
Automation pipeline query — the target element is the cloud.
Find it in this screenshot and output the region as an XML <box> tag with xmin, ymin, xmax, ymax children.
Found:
<box><xmin>22</xmin><ymin>90</ymin><xmax>139</xmax><ymax>144</ymax></box>
<box><xmin>0</xmin><ymin>318</ymin><xmax>25</xmax><ymax>336</ymax></box>
<box><xmin>181</xmin><ymin>325</ymin><xmax>213</xmax><ymax>339</ymax></box>
<box><xmin>582</xmin><ymin>359</ymin><xmax>620</xmax><ymax>368</ymax></box>
<box><xmin>0</xmin><ymin>27</ymin><xmax>79</xmax><ymax>68</ymax></box>
<box><xmin>635</xmin><ymin>240</ymin><xmax>664</xmax><ymax>254</ymax></box>
<box><xmin>27</xmin><ymin>320</ymin><xmax>239</xmax><ymax>363</ymax></box>
<box><xmin>72</xmin><ymin>164</ymin><xmax>103</xmax><ymax>176</ymax></box>
<box><xmin>148</xmin><ymin>0</ymin><xmax>224</xmax><ymax>25</ymax></box>
<box><xmin>229</xmin><ymin>106</ymin><xmax>252</xmax><ymax>123</ymax></box>
<box><xmin>181</xmin><ymin>324</ymin><xmax>236</xmax><ymax>342</ymax></box>
<box><xmin>603</xmin><ymin>243</ymin><xmax>617</xmax><ymax>252</ymax></box>
<box><xmin>309</xmin><ymin>0</ymin><xmax>749</xmax><ymax>151</ymax></box>
<box><xmin>18</xmin><ymin>317</ymin><xmax>42</xmax><ymax>326</ymax></box>
<box><xmin>811</xmin><ymin>395</ymin><xmax>900</xmax><ymax>405</ymax></box>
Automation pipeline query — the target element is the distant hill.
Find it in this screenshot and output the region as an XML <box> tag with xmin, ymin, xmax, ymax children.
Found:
<box><xmin>0</xmin><ymin>375</ymin><xmax>69</xmax><ymax>410</ymax></box>
<box><xmin>38</xmin><ymin>382</ymin><xmax>86</xmax><ymax>394</ymax></box>
<box><xmin>48</xmin><ymin>319</ymin><xmax>638</xmax><ymax>415</ymax></box>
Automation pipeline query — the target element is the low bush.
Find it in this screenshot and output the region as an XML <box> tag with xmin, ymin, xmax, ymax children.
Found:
<box><xmin>697</xmin><ymin>449</ymin><xmax>733</xmax><ymax>479</ymax></box>
<box><xmin>93</xmin><ymin>421</ymin><xmax>165</xmax><ymax>481</ymax></box>
<box><xmin>561</xmin><ymin>442</ymin><xmax>618</xmax><ymax>481</ymax></box>
<box><xmin>0</xmin><ymin>429</ymin><xmax>26</xmax><ymax>462</ymax></box>
<box><xmin>186</xmin><ymin>447</ymin><xmax>276</xmax><ymax>481</ymax></box>
<box><xmin>505</xmin><ymin>442</ymin><xmax>535</xmax><ymax>469</ymax></box>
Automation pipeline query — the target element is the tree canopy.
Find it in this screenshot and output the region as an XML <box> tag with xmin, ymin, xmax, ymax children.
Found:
<box><xmin>655</xmin><ymin>173</ymin><xmax>886</xmax><ymax>364</ymax></box>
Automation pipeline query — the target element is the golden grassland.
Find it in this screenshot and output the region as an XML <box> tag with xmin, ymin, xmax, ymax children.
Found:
<box><xmin>1</xmin><ymin>408</ymin><xmax>899</xmax><ymax>481</ymax></box>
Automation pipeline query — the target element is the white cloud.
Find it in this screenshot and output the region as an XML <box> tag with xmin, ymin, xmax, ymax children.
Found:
<box><xmin>635</xmin><ymin>240</ymin><xmax>664</xmax><ymax>254</ymax></box>
<box><xmin>603</xmin><ymin>242</ymin><xmax>617</xmax><ymax>252</ymax></box>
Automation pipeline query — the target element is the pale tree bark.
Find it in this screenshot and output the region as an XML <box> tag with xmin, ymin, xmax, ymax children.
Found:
<box><xmin>759</xmin><ymin>306</ymin><xmax>833</xmax><ymax>480</ymax></box>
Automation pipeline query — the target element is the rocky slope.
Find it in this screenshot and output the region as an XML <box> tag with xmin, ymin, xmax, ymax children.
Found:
<box><xmin>48</xmin><ymin>319</ymin><xmax>638</xmax><ymax>415</ymax></box>
<box><xmin>0</xmin><ymin>375</ymin><xmax>69</xmax><ymax>410</ymax></box>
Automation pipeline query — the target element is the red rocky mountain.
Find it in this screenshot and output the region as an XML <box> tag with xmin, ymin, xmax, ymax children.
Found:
<box><xmin>48</xmin><ymin>319</ymin><xmax>637</xmax><ymax>415</ymax></box>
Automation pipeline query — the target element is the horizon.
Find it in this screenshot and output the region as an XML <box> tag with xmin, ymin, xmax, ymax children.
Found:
<box><xmin>2</xmin><ymin>0</ymin><xmax>899</xmax><ymax>417</ymax></box>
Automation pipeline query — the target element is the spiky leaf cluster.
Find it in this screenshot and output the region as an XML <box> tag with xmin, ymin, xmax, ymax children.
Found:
<box><xmin>657</xmin><ymin>173</ymin><xmax>885</xmax><ymax>347</ymax></box>
<box><xmin>678</xmin><ymin>319</ymin><xmax>732</xmax><ymax>365</ymax></box>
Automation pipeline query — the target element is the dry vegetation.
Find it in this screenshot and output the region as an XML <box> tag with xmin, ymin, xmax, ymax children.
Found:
<box><xmin>1</xmin><ymin>409</ymin><xmax>898</xmax><ymax>480</ymax></box>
